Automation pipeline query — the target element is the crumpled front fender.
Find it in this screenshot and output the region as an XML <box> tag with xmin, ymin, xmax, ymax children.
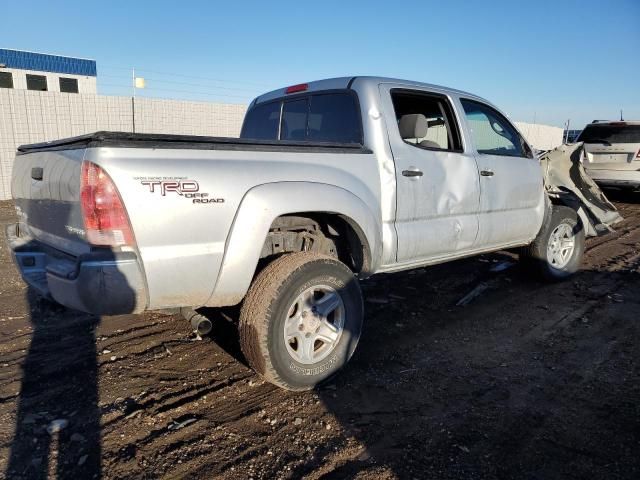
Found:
<box><xmin>540</xmin><ymin>143</ymin><xmax>623</xmax><ymax>236</ymax></box>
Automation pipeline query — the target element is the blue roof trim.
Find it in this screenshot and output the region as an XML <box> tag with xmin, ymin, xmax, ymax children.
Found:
<box><xmin>0</xmin><ymin>49</ymin><xmax>97</xmax><ymax>77</ymax></box>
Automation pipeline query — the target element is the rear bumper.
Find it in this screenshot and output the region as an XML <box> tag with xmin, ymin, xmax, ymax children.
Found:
<box><xmin>6</xmin><ymin>223</ymin><xmax>148</xmax><ymax>315</ymax></box>
<box><xmin>585</xmin><ymin>168</ymin><xmax>640</xmax><ymax>189</ymax></box>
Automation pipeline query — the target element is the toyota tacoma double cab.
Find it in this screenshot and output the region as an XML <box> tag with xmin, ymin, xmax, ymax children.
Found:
<box><xmin>7</xmin><ymin>76</ymin><xmax>621</xmax><ymax>390</ymax></box>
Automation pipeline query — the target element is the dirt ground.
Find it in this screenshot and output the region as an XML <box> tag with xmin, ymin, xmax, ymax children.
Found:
<box><xmin>0</xmin><ymin>194</ymin><xmax>639</xmax><ymax>480</ymax></box>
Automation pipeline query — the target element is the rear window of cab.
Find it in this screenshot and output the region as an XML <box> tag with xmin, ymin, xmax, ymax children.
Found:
<box><xmin>240</xmin><ymin>91</ymin><xmax>362</xmax><ymax>144</ymax></box>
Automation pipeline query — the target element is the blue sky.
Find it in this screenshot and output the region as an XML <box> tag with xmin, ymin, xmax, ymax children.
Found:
<box><xmin>3</xmin><ymin>0</ymin><xmax>639</xmax><ymax>128</ymax></box>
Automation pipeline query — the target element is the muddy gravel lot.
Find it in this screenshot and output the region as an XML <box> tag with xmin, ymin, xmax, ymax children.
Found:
<box><xmin>0</xmin><ymin>194</ymin><xmax>639</xmax><ymax>480</ymax></box>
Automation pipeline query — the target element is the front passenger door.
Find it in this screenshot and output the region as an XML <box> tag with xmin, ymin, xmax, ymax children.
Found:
<box><xmin>459</xmin><ymin>99</ymin><xmax>545</xmax><ymax>248</ymax></box>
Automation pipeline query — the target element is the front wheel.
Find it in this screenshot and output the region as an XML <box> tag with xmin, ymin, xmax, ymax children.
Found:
<box><xmin>239</xmin><ymin>252</ymin><xmax>363</xmax><ymax>391</ymax></box>
<box><xmin>520</xmin><ymin>205</ymin><xmax>585</xmax><ymax>281</ymax></box>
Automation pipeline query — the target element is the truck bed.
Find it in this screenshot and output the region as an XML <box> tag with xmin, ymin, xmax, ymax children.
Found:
<box><xmin>10</xmin><ymin>129</ymin><xmax>381</xmax><ymax>312</ymax></box>
<box><xmin>17</xmin><ymin>131</ymin><xmax>371</xmax><ymax>155</ymax></box>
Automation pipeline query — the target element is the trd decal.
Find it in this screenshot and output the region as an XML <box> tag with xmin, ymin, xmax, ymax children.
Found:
<box><xmin>140</xmin><ymin>179</ymin><xmax>198</xmax><ymax>195</ymax></box>
<box><xmin>135</xmin><ymin>177</ymin><xmax>224</xmax><ymax>204</ymax></box>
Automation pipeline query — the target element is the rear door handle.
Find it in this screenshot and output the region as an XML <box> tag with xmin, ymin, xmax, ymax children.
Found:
<box><xmin>480</xmin><ymin>170</ymin><xmax>494</xmax><ymax>177</ymax></box>
<box><xmin>402</xmin><ymin>169</ymin><xmax>423</xmax><ymax>178</ymax></box>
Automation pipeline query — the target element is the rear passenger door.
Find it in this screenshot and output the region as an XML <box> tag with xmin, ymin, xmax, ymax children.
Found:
<box><xmin>380</xmin><ymin>85</ymin><xmax>481</xmax><ymax>263</ymax></box>
<box><xmin>459</xmin><ymin>99</ymin><xmax>544</xmax><ymax>247</ymax></box>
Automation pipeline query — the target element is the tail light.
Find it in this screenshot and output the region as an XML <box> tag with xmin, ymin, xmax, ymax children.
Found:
<box><xmin>80</xmin><ymin>161</ymin><xmax>135</xmax><ymax>246</ymax></box>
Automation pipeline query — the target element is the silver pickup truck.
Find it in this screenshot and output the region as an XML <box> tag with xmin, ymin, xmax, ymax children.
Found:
<box><xmin>7</xmin><ymin>76</ymin><xmax>621</xmax><ymax>390</ymax></box>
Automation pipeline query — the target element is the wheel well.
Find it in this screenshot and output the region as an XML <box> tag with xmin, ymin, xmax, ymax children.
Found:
<box><xmin>547</xmin><ymin>191</ymin><xmax>592</xmax><ymax>234</ymax></box>
<box><xmin>259</xmin><ymin>213</ymin><xmax>371</xmax><ymax>274</ymax></box>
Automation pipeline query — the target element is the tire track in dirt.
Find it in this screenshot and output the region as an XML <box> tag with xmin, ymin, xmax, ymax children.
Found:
<box><xmin>90</xmin><ymin>307</ymin><xmax>294</xmax><ymax>478</ymax></box>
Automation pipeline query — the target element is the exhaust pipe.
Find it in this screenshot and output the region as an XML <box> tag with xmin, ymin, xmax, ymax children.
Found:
<box><xmin>180</xmin><ymin>307</ymin><xmax>213</xmax><ymax>336</ymax></box>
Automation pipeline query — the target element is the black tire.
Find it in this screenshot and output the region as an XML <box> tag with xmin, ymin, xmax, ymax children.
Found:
<box><xmin>239</xmin><ymin>252</ymin><xmax>363</xmax><ymax>391</ymax></box>
<box><xmin>521</xmin><ymin>205</ymin><xmax>585</xmax><ymax>281</ymax></box>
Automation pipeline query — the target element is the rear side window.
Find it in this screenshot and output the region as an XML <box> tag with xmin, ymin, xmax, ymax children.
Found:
<box><xmin>577</xmin><ymin>124</ymin><xmax>640</xmax><ymax>144</ymax></box>
<box><xmin>241</xmin><ymin>91</ymin><xmax>362</xmax><ymax>144</ymax></box>
<box><xmin>461</xmin><ymin>99</ymin><xmax>531</xmax><ymax>158</ymax></box>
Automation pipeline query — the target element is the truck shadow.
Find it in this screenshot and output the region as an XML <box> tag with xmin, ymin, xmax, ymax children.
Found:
<box><xmin>6</xmin><ymin>289</ymin><xmax>102</xmax><ymax>479</ymax></box>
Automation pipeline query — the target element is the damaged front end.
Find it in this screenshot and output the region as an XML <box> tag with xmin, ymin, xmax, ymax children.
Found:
<box><xmin>540</xmin><ymin>143</ymin><xmax>623</xmax><ymax>236</ymax></box>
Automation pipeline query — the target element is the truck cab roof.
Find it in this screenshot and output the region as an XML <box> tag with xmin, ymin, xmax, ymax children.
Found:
<box><xmin>253</xmin><ymin>76</ymin><xmax>490</xmax><ymax>106</ymax></box>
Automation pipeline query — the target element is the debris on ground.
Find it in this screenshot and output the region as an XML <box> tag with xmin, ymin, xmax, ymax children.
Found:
<box><xmin>167</xmin><ymin>418</ymin><xmax>198</xmax><ymax>431</ymax></box>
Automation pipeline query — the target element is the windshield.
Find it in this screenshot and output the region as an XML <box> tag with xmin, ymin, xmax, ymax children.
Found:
<box><xmin>577</xmin><ymin>124</ymin><xmax>640</xmax><ymax>144</ymax></box>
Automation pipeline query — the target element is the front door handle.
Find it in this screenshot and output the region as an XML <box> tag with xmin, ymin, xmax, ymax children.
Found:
<box><xmin>402</xmin><ymin>169</ymin><xmax>423</xmax><ymax>177</ymax></box>
<box><xmin>480</xmin><ymin>170</ymin><xmax>494</xmax><ymax>177</ymax></box>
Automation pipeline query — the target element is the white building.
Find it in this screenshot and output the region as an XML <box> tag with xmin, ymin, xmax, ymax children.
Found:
<box><xmin>0</xmin><ymin>48</ymin><xmax>97</xmax><ymax>94</ymax></box>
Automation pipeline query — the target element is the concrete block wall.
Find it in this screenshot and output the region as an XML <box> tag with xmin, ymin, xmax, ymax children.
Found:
<box><xmin>0</xmin><ymin>89</ymin><xmax>247</xmax><ymax>199</ymax></box>
<box><xmin>515</xmin><ymin>122</ymin><xmax>565</xmax><ymax>151</ymax></box>
<box><xmin>134</xmin><ymin>97</ymin><xmax>246</xmax><ymax>137</ymax></box>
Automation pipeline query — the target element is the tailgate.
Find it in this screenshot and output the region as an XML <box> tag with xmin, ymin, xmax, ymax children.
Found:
<box><xmin>11</xmin><ymin>148</ymin><xmax>90</xmax><ymax>256</ymax></box>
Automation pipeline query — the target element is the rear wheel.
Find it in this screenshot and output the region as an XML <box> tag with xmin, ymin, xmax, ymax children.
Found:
<box><xmin>239</xmin><ymin>252</ymin><xmax>363</xmax><ymax>391</ymax></box>
<box><xmin>521</xmin><ymin>205</ymin><xmax>585</xmax><ymax>281</ymax></box>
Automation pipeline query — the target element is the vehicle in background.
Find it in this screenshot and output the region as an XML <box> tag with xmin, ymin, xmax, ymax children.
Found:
<box><xmin>579</xmin><ymin>120</ymin><xmax>640</xmax><ymax>190</ymax></box>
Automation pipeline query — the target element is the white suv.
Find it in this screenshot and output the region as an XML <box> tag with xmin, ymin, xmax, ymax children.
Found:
<box><xmin>579</xmin><ymin>121</ymin><xmax>640</xmax><ymax>190</ymax></box>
